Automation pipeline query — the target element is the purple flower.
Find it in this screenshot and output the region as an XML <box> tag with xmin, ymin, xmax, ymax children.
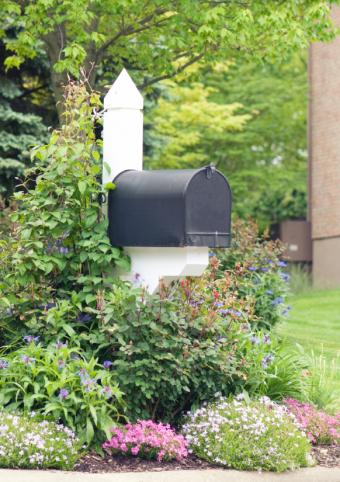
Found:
<box><xmin>55</xmin><ymin>340</ymin><xmax>67</xmax><ymax>349</ymax></box>
<box><xmin>58</xmin><ymin>388</ymin><xmax>69</xmax><ymax>400</ymax></box>
<box><xmin>23</xmin><ymin>335</ymin><xmax>39</xmax><ymax>344</ymax></box>
<box><xmin>76</xmin><ymin>312</ymin><xmax>92</xmax><ymax>323</ymax></box>
<box><xmin>279</xmin><ymin>272</ymin><xmax>290</xmax><ymax>282</ymax></box>
<box><xmin>278</xmin><ymin>261</ymin><xmax>287</xmax><ymax>267</ymax></box>
<box><xmin>81</xmin><ymin>377</ymin><xmax>97</xmax><ymax>392</ymax></box>
<box><xmin>262</xmin><ymin>354</ymin><xmax>274</xmax><ymax>369</ymax></box>
<box><xmin>0</xmin><ymin>359</ymin><xmax>8</xmax><ymax>369</ymax></box>
<box><xmin>21</xmin><ymin>355</ymin><xmax>35</xmax><ymax>365</ymax></box>
<box><xmin>266</xmin><ymin>290</ymin><xmax>273</xmax><ymax>295</ymax></box>
<box><xmin>59</xmin><ymin>246</ymin><xmax>69</xmax><ymax>255</ymax></box>
<box><xmin>261</xmin><ymin>267</ymin><xmax>269</xmax><ymax>272</ymax></box>
<box><xmin>103</xmin><ymin>360</ymin><xmax>113</xmax><ymax>370</ymax></box>
<box><xmin>248</xmin><ymin>266</ymin><xmax>257</xmax><ymax>271</ymax></box>
<box><xmin>101</xmin><ymin>385</ymin><xmax>113</xmax><ymax>398</ymax></box>
<box><xmin>263</xmin><ymin>334</ymin><xmax>271</xmax><ymax>344</ymax></box>
<box><xmin>250</xmin><ymin>335</ymin><xmax>260</xmax><ymax>345</ymax></box>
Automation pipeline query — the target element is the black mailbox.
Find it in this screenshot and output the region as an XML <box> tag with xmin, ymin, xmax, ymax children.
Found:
<box><xmin>108</xmin><ymin>165</ymin><xmax>232</xmax><ymax>248</ymax></box>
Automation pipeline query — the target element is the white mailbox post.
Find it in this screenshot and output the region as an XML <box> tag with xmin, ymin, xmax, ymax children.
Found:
<box><xmin>103</xmin><ymin>69</ymin><xmax>209</xmax><ymax>294</ymax></box>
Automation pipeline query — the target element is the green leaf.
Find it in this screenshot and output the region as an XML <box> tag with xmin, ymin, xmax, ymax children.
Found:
<box><xmin>78</xmin><ymin>181</ymin><xmax>87</xmax><ymax>194</ymax></box>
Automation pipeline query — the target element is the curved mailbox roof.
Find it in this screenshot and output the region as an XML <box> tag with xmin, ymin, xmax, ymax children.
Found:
<box><xmin>108</xmin><ymin>166</ymin><xmax>232</xmax><ymax>248</ymax></box>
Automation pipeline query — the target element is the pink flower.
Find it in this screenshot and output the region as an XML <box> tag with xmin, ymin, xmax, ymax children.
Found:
<box><xmin>102</xmin><ymin>420</ymin><xmax>188</xmax><ymax>461</ymax></box>
<box><xmin>131</xmin><ymin>446</ymin><xmax>139</xmax><ymax>456</ymax></box>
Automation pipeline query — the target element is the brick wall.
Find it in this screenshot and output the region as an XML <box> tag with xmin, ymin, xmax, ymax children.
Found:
<box><xmin>310</xmin><ymin>6</ymin><xmax>340</xmax><ymax>286</ymax></box>
<box><xmin>310</xmin><ymin>7</ymin><xmax>340</xmax><ymax>241</ymax></box>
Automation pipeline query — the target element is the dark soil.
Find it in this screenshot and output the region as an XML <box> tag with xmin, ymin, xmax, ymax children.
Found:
<box><xmin>75</xmin><ymin>453</ymin><xmax>218</xmax><ymax>473</ymax></box>
<box><xmin>312</xmin><ymin>445</ymin><xmax>340</xmax><ymax>468</ymax></box>
<box><xmin>75</xmin><ymin>445</ymin><xmax>339</xmax><ymax>473</ymax></box>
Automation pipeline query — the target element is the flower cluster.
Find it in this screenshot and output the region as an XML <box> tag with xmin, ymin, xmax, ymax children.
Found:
<box><xmin>0</xmin><ymin>411</ymin><xmax>81</xmax><ymax>469</ymax></box>
<box><xmin>182</xmin><ymin>395</ymin><xmax>312</xmax><ymax>472</ymax></box>
<box><xmin>103</xmin><ymin>420</ymin><xmax>188</xmax><ymax>462</ymax></box>
<box><xmin>284</xmin><ymin>399</ymin><xmax>340</xmax><ymax>445</ymax></box>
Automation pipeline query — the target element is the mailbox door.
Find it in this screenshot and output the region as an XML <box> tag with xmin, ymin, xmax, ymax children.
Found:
<box><xmin>185</xmin><ymin>170</ymin><xmax>231</xmax><ymax>247</ymax></box>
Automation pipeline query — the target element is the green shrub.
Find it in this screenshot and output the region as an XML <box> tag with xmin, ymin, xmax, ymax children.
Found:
<box><xmin>0</xmin><ymin>411</ymin><xmax>81</xmax><ymax>469</ymax></box>
<box><xmin>100</xmin><ymin>283</ymin><xmax>241</xmax><ymax>422</ymax></box>
<box><xmin>0</xmin><ymin>339</ymin><xmax>124</xmax><ymax>446</ymax></box>
<box><xmin>0</xmin><ymin>80</ymin><xmax>128</xmax><ymax>347</ymax></box>
<box><xmin>215</xmin><ymin>219</ymin><xmax>289</xmax><ymax>329</ymax></box>
<box><xmin>182</xmin><ymin>395</ymin><xmax>312</xmax><ymax>472</ymax></box>
<box><xmin>237</xmin><ymin>338</ymin><xmax>310</xmax><ymax>401</ymax></box>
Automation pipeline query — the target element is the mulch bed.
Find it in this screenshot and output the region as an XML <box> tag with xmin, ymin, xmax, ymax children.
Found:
<box><xmin>312</xmin><ymin>445</ymin><xmax>340</xmax><ymax>468</ymax></box>
<box><xmin>75</xmin><ymin>453</ymin><xmax>218</xmax><ymax>473</ymax></box>
<box><xmin>75</xmin><ymin>446</ymin><xmax>339</xmax><ymax>473</ymax></box>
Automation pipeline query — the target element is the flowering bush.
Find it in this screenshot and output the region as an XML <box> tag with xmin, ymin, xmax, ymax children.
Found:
<box><xmin>0</xmin><ymin>411</ymin><xmax>81</xmax><ymax>469</ymax></box>
<box><xmin>214</xmin><ymin>219</ymin><xmax>290</xmax><ymax>330</ymax></box>
<box><xmin>284</xmin><ymin>399</ymin><xmax>340</xmax><ymax>445</ymax></box>
<box><xmin>182</xmin><ymin>396</ymin><xmax>312</xmax><ymax>472</ymax></box>
<box><xmin>103</xmin><ymin>420</ymin><xmax>188</xmax><ymax>462</ymax></box>
<box><xmin>0</xmin><ymin>339</ymin><xmax>124</xmax><ymax>446</ymax></box>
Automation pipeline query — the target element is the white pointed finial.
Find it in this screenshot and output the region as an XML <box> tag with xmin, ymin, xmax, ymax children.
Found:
<box><xmin>104</xmin><ymin>68</ymin><xmax>143</xmax><ymax>110</ymax></box>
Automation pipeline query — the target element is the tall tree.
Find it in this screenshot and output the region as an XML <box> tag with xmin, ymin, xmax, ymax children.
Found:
<box><xmin>0</xmin><ymin>0</ymin><xmax>337</xmax><ymax>118</ymax></box>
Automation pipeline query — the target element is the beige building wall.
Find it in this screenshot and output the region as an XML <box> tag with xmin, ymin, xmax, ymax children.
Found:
<box><xmin>309</xmin><ymin>6</ymin><xmax>340</xmax><ymax>287</ymax></box>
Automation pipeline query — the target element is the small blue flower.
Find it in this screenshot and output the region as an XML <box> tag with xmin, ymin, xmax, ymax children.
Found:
<box><xmin>278</xmin><ymin>261</ymin><xmax>287</xmax><ymax>267</ymax></box>
<box><xmin>59</xmin><ymin>246</ymin><xmax>69</xmax><ymax>255</ymax></box>
<box><xmin>103</xmin><ymin>360</ymin><xmax>113</xmax><ymax>370</ymax></box>
<box><xmin>81</xmin><ymin>377</ymin><xmax>97</xmax><ymax>392</ymax></box>
<box><xmin>263</xmin><ymin>334</ymin><xmax>271</xmax><ymax>344</ymax></box>
<box><xmin>58</xmin><ymin>388</ymin><xmax>69</xmax><ymax>400</ymax></box>
<box><xmin>23</xmin><ymin>335</ymin><xmax>39</xmax><ymax>344</ymax></box>
<box><xmin>282</xmin><ymin>305</ymin><xmax>292</xmax><ymax>316</ymax></box>
<box><xmin>261</xmin><ymin>267</ymin><xmax>269</xmax><ymax>272</ymax></box>
<box><xmin>266</xmin><ymin>290</ymin><xmax>273</xmax><ymax>295</ymax></box>
<box><xmin>0</xmin><ymin>359</ymin><xmax>8</xmax><ymax>369</ymax></box>
<box><xmin>279</xmin><ymin>272</ymin><xmax>290</xmax><ymax>282</ymax></box>
<box><xmin>21</xmin><ymin>355</ymin><xmax>35</xmax><ymax>365</ymax></box>
<box><xmin>271</xmin><ymin>296</ymin><xmax>284</xmax><ymax>306</ymax></box>
<box><xmin>248</xmin><ymin>266</ymin><xmax>257</xmax><ymax>271</ymax></box>
<box><xmin>76</xmin><ymin>312</ymin><xmax>92</xmax><ymax>323</ymax></box>
<box><xmin>101</xmin><ymin>385</ymin><xmax>113</xmax><ymax>398</ymax></box>
<box><xmin>55</xmin><ymin>340</ymin><xmax>67</xmax><ymax>349</ymax></box>
<box><xmin>262</xmin><ymin>353</ymin><xmax>274</xmax><ymax>369</ymax></box>
<box><xmin>250</xmin><ymin>335</ymin><xmax>260</xmax><ymax>345</ymax></box>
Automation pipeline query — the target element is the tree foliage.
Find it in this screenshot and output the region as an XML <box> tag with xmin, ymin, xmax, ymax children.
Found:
<box><xmin>146</xmin><ymin>55</ymin><xmax>308</xmax><ymax>227</ymax></box>
<box><xmin>0</xmin><ymin>0</ymin><xmax>337</xmax><ymax>115</ymax></box>
<box><xmin>0</xmin><ymin>40</ymin><xmax>54</xmax><ymax>197</ymax></box>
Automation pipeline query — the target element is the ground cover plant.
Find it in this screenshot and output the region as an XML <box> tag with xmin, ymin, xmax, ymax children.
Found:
<box><xmin>103</xmin><ymin>420</ymin><xmax>188</xmax><ymax>462</ymax></box>
<box><xmin>285</xmin><ymin>399</ymin><xmax>340</xmax><ymax>445</ymax></box>
<box><xmin>182</xmin><ymin>395</ymin><xmax>312</xmax><ymax>472</ymax></box>
<box><xmin>0</xmin><ymin>338</ymin><xmax>124</xmax><ymax>445</ymax></box>
<box><xmin>0</xmin><ymin>411</ymin><xmax>81</xmax><ymax>469</ymax></box>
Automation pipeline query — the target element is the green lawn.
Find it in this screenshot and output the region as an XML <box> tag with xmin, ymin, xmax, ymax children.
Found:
<box><xmin>276</xmin><ymin>289</ymin><xmax>340</xmax><ymax>398</ymax></box>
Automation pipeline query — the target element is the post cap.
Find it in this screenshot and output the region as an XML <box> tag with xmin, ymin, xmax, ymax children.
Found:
<box><xmin>104</xmin><ymin>68</ymin><xmax>144</xmax><ymax>110</ymax></box>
